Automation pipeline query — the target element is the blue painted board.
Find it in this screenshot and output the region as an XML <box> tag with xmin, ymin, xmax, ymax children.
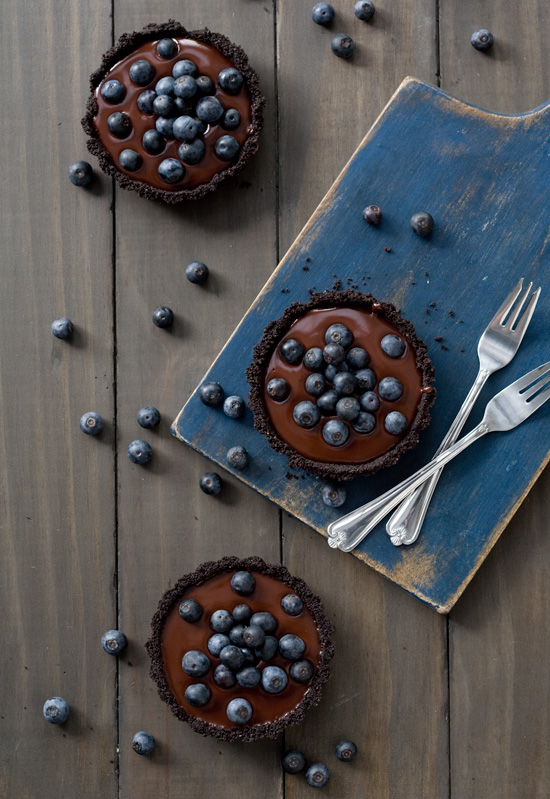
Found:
<box><xmin>172</xmin><ymin>78</ymin><xmax>550</xmax><ymax>613</ymax></box>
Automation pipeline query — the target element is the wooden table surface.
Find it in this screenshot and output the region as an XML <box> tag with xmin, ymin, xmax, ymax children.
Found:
<box><xmin>2</xmin><ymin>1</ymin><xmax>550</xmax><ymax>797</ymax></box>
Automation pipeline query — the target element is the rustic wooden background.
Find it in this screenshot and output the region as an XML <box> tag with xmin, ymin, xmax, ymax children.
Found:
<box><xmin>2</xmin><ymin>1</ymin><xmax>550</xmax><ymax>797</ymax></box>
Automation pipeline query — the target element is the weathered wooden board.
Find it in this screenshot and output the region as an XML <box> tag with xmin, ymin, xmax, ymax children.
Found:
<box><xmin>173</xmin><ymin>77</ymin><xmax>550</xmax><ymax>613</ymax></box>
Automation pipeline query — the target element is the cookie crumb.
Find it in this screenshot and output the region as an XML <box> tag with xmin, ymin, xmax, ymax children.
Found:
<box><xmin>302</xmin><ymin>265</ymin><xmax>309</xmax><ymax>271</ymax></box>
<box><xmin>384</xmin><ymin>246</ymin><xmax>392</xmax><ymax>253</ymax></box>
<box><xmin>429</xmin><ymin>301</ymin><xmax>436</xmax><ymax>308</ymax></box>
<box><xmin>434</xmin><ymin>335</ymin><xmax>443</xmax><ymax>342</ymax></box>
<box><xmin>441</xmin><ymin>344</ymin><xmax>448</xmax><ymax>351</ymax></box>
<box><xmin>448</xmin><ymin>310</ymin><xmax>455</xmax><ymax>317</ymax></box>
<box><xmin>424</xmin><ymin>271</ymin><xmax>429</xmax><ymax>277</ymax></box>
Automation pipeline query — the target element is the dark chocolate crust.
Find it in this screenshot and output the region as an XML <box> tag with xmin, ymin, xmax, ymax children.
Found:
<box><xmin>81</xmin><ymin>21</ymin><xmax>265</xmax><ymax>203</ymax></box>
<box><xmin>145</xmin><ymin>555</ymin><xmax>334</xmax><ymax>743</ymax></box>
<box><xmin>246</xmin><ymin>289</ymin><xmax>436</xmax><ymax>481</ymax></box>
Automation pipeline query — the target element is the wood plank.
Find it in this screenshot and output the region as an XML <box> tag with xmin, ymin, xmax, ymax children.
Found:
<box><xmin>0</xmin><ymin>1</ymin><xmax>116</xmax><ymax>796</ymax></box>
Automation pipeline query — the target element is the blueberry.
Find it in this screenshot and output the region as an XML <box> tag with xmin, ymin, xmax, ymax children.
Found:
<box><xmin>207</xmin><ymin>633</ymin><xmax>231</xmax><ymax>656</ymax></box>
<box><xmin>290</xmin><ymin>659</ymin><xmax>314</xmax><ymax>683</ymax></box>
<box><xmin>173</xmin><ymin>59</ymin><xmax>198</xmax><ymax>78</ymax></box>
<box><xmin>250</xmin><ymin>612</ymin><xmax>277</xmax><ymax>634</ymax></box>
<box><xmin>410</xmin><ymin>211</ymin><xmax>434</xmax><ymax>237</ymax></box>
<box><xmin>119</xmin><ymin>149</ymin><xmax>142</xmax><ymax>171</ymax></box>
<box><xmin>196</xmin><ymin>75</ymin><xmax>216</xmax><ymax>95</ymax></box>
<box><xmin>325</xmin><ymin>362</ymin><xmax>348</xmax><ymax>382</ymax></box>
<box><xmin>323</xmin><ymin>342</ymin><xmax>346</xmax><ymax>365</ymax></box>
<box><xmin>255</xmin><ymin>635</ymin><xmax>278</xmax><ymax>661</ymax></box>
<box><xmin>322</xmin><ymin>484</ymin><xmax>347</xmax><ymax>507</ymax></box>
<box><xmin>222</xmin><ymin>108</ymin><xmax>241</xmax><ymax>130</ymax></box>
<box><xmin>279</xmin><ymin>634</ymin><xmax>306</xmax><ymax>660</ymax></box>
<box><xmin>262</xmin><ymin>665</ymin><xmax>288</xmax><ymax>693</ymax></box>
<box><xmin>101</xmin><ymin>629</ymin><xmax>128</xmax><ymax>655</ymax></box>
<box><xmin>385</xmin><ymin>411</ymin><xmax>407</xmax><ymax>435</ymax></box>
<box><xmin>178</xmin><ymin>139</ymin><xmax>205</xmax><ymax>165</ymax></box>
<box><xmin>336</xmin><ymin>397</ymin><xmax>360</xmax><ymax>421</ymax></box>
<box><xmin>101</xmin><ymin>79</ymin><xmax>126</xmax><ymax>103</ymax></box>
<box><xmin>200</xmin><ymin>472</ymin><xmax>222</xmax><ymax>495</ymax></box>
<box><xmin>218</xmin><ymin>68</ymin><xmax>244</xmax><ymax>94</ymax></box>
<box><xmin>335</xmin><ymin>739</ymin><xmax>358</xmax><ymax>762</ymax></box>
<box><xmin>232</xmin><ymin>603</ymin><xmax>252</xmax><ymax>624</ymax></box>
<box><xmin>226</xmin><ymin>697</ymin><xmax>253</xmax><ymax>724</ymax></box>
<box><xmin>280</xmin><ymin>338</ymin><xmax>305</xmax><ymax>364</ymax></box>
<box><xmin>137</xmin><ymin>406</ymin><xmax>161</xmax><ymax>429</ymax></box>
<box><xmin>355</xmin><ymin>368</ymin><xmax>376</xmax><ymax>391</ymax></box>
<box><xmin>347</xmin><ymin>346</ymin><xmax>369</xmax><ymax>370</ymax></box>
<box><xmin>305</xmin><ymin>763</ymin><xmax>330</xmax><ymax>788</ymax></box>
<box><xmin>281</xmin><ymin>594</ymin><xmax>303</xmax><ymax>615</ymax></box>
<box><xmin>173</xmin><ymin>75</ymin><xmax>197</xmax><ymax>100</ymax></box>
<box><xmin>152</xmin><ymin>94</ymin><xmax>175</xmax><ymax>118</ymax></box>
<box><xmin>80</xmin><ymin>411</ymin><xmax>103</xmax><ymax>436</ymax></box>
<box><xmin>182</xmin><ymin>649</ymin><xmax>210</xmax><ymax>677</ymax></box>
<box><xmin>333</xmin><ymin>372</ymin><xmax>357</xmax><ymax>396</ymax></box>
<box><xmin>303</xmin><ymin>347</ymin><xmax>324</xmax><ymax>371</ymax></box>
<box><xmin>196</xmin><ymin>96</ymin><xmax>224</xmax><ymax>123</ymax></box>
<box><xmin>317</xmin><ymin>389</ymin><xmax>339</xmax><ymax>415</ymax></box>
<box><xmin>325</xmin><ymin>323</ymin><xmax>353</xmax><ymax>349</ymax></box>
<box><xmin>185</xmin><ymin>683</ymin><xmax>211</xmax><ymax>707</ymax></box>
<box><xmin>352</xmin><ymin>411</ymin><xmax>376</xmax><ymax>433</ymax></box>
<box><xmin>267</xmin><ymin>377</ymin><xmax>290</xmax><ymax>401</ymax></box>
<box><xmin>220</xmin><ymin>644</ymin><xmax>246</xmax><ymax>671</ymax></box>
<box><xmin>229</xmin><ymin>624</ymin><xmax>247</xmax><ymax>646</ymax></box>
<box><xmin>215</xmin><ymin>135</ymin><xmax>240</xmax><ymax>161</ymax></box>
<box><xmin>210</xmin><ymin>609</ymin><xmax>234</xmax><ymax>633</ymax></box>
<box><xmin>223</xmin><ymin>395</ymin><xmax>245</xmax><ymax>419</ymax></box>
<box><xmin>43</xmin><ymin>697</ymin><xmax>69</xmax><ymax>724</ymax></box>
<box><xmin>214</xmin><ymin>663</ymin><xmax>237</xmax><ymax>688</ymax></box>
<box><xmin>240</xmin><ymin>647</ymin><xmax>259</xmax><ymax>666</ymax></box>
<box><xmin>354</xmin><ymin>0</ymin><xmax>375</xmax><ymax>20</ymax></box>
<box><xmin>132</xmin><ymin>731</ymin><xmax>155</xmax><ymax>755</ymax></box>
<box><xmin>142</xmin><ymin>129</ymin><xmax>165</xmax><ymax>155</ymax></box>
<box><xmin>359</xmin><ymin>391</ymin><xmax>379</xmax><ymax>412</ymax></box>
<box><xmin>282</xmin><ymin>749</ymin><xmax>306</xmax><ymax>774</ymax></box>
<box><xmin>378</xmin><ymin>376</ymin><xmax>403</xmax><ymax>401</ymax></box>
<box><xmin>362</xmin><ymin>204</ymin><xmax>381</xmax><ymax>225</ymax></box>
<box><xmin>322</xmin><ymin>419</ymin><xmax>349</xmax><ymax>446</ymax></box>
<box><xmin>199</xmin><ymin>381</ymin><xmax>224</xmax><ymax>407</ymax></box>
<box><xmin>52</xmin><ymin>317</ymin><xmax>73</xmax><ymax>340</ymax></box>
<box><xmin>331</xmin><ymin>33</ymin><xmax>355</xmax><ymax>58</ymax></box>
<box><xmin>226</xmin><ymin>445</ymin><xmax>249</xmax><ymax>469</ymax></box>
<box><xmin>107</xmin><ymin>111</ymin><xmax>132</xmax><ymax>138</ymax></box>
<box><xmin>236</xmin><ymin>666</ymin><xmax>261</xmax><ymax>687</ymax></box>
<box><xmin>68</xmin><ymin>160</ymin><xmax>93</xmax><ymax>186</ymax></box>
<box><xmin>381</xmin><ymin>334</ymin><xmax>405</xmax><ymax>357</ymax></box>
<box><xmin>173</xmin><ymin>95</ymin><xmax>193</xmax><ymax>115</ymax></box>
<box><xmin>173</xmin><ymin>115</ymin><xmax>199</xmax><ymax>142</ymax></box>
<box><xmin>312</xmin><ymin>2</ymin><xmax>335</xmax><ymax>24</ymax></box>
<box><xmin>178</xmin><ymin>598</ymin><xmax>202</xmax><ymax>622</ymax></box>
<box><xmin>137</xmin><ymin>89</ymin><xmax>157</xmax><ymax>114</ymax></box>
<box><xmin>293</xmin><ymin>400</ymin><xmax>321</xmax><ymax>429</ymax></box>
<box><xmin>158</xmin><ymin>158</ymin><xmax>184</xmax><ymax>184</ymax></box>
<box><xmin>243</xmin><ymin>625</ymin><xmax>265</xmax><ymax>648</ymax></box>
<box><xmin>152</xmin><ymin>306</ymin><xmax>174</xmax><ymax>327</ymax></box>
<box><xmin>155</xmin><ymin>76</ymin><xmax>175</xmax><ymax>96</ymax></box>
<box><xmin>155</xmin><ymin>116</ymin><xmax>175</xmax><ymax>138</ymax></box>
<box><xmin>129</xmin><ymin>60</ymin><xmax>156</xmax><ymax>86</ymax></box>
<box><xmin>471</xmin><ymin>28</ymin><xmax>494</xmax><ymax>51</ymax></box>
<box><xmin>231</xmin><ymin>570</ymin><xmax>256</xmax><ymax>595</ymax></box>
<box><xmin>305</xmin><ymin>373</ymin><xmax>327</xmax><ymax>398</ymax></box>
<box><xmin>127</xmin><ymin>439</ymin><xmax>153</xmax><ymax>464</ymax></box>
<box><xmin>157</xmin><ymin>38</ymin><xmax>178</xmax><ymax>59</ymax></box>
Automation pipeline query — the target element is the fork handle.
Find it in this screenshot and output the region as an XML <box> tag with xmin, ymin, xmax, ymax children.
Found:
<box><xmin>385</xmin><ymin>367</ymin><xmax>490</xmax><ymax>545</ymax></box>
<box><xmin>327</xmin><ymin>423</ymin><xmax>488</xmax><ymax>552</ymax></box>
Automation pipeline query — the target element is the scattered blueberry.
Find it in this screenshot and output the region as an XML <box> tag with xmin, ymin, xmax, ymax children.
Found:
<box><xmin>101</xmin><ymin>79</ymin><xmax>126</xmax><ymax>103</ymax></box>
<box><xmin>214</xmin><ymin>663</ymin><xmax>237</xmax><ymax>688</ymax></box>
<box><xmin>178</xmin><ymin>598</ymin><xmax>203</xmax><ymax>622</ymax></box>
<box><xmin>410</xmin><ymin>211</ymin><xmax>434</xmax><ymax>238</ymax></box>
<box><xmin>218</xmin><ymin>68</ymin><xmax>244</xmax><ymax>94</ymax></box>
<box><xmin>250</xmin><ymin>612</ymin><xmax>277</xmax><ymax>634</ymax></box>
<box><xmin>267</xmin><ymin>377</ymin><xmax>290</xmax><ymax>401</ymax></box>
<box><xmin>232</xmin><ymin>603</ymin><xmax>252</xmax><ymax>624</ymax></box>
<box><xmin>322</xmin><ymin>419</ymin><xmax>349</xmax><ymax>446</ymax></box>
<box><xmin>323</xmin><ymin>342</ymin><xmax>346</xmax><ymax>365</ymax></box>
<box><xmin>331</xmin><ymin>33</ymin><xmax>355</xmax><ymax>58</ymax></box>
<box><xmin>322</xmin><ymin>484</ymin><xmax>347</xmax><ymax>507</ymax></box>
<box><xmin>222</xmin><ymin>109</ymin><xmax>241</xmax><ymax>130</ymax></box>
<box><xmin>80</xmin><ymin>411</ymin><xmax>103</xmax><ymax>436</ymax></box>
<box><xmin>101</xmin><ymin>629</ymin><xmax>128</xmax><ymax>655</ymax></box>
<box><xmin>378</xmin><ymin>376</ymin><xmax>403</xmax><ymax>401</ymax></box>
<box><xmin>52</xmin><ymin>317</ymin><xmax>73</xmax><ymax>340</ymax></box>
<box><xmin>155</xmin><ymin>76</ymin><xmax>175</xmax><ymax>96</ymax></box>
<box><xmin>129</xmin><ymin>60</ymin><xmax>155</xmax><ymax>86</ymax></box>
<box><xmin>306</xmin><ymin>763</ymin><xmax>330</xmax><ymax>788</ymax></box>
<box><xmin>199</xmin><ymin>472</ymin><xmax>222</xmax><ymax>495</ymax></box>
<box><xmin>119</xmin><ymin>149</ymin><xmax>142</xmax><ymax>171</ymax></box>
<box><xmin>127</xmin><ymin>439</ymin><xmax>153</xmax><ymax>464</ymax></box>
<box><xmin>332</xmin><ymin>372</ymin><xmax>357</xmax><ymax>396</ymax></box>
<box><xmin>290</xmin><ymin>659</ymin><xmax>314</xmax><ymax>683</ymax></box>
<box><xmin>196</xmin><ymin>96</ymin><xmax>224</xmax><ymax>123</ymax></box>
<box><xmin>280</xmin><ymin>338</ymin><xmax>306</xmax><ymax>364</ymax></box>
<box><xmin>231</xmin><ymin>571</ymin><xmax>256</xmax><ymax>595</ymax></box>
<box><xmin>172</xmin><ymin>115</ymin><xmax>199</xmax><ymax>142</ymax></box>
<box><xmin>178</xmin><ymin>139</ymin><xmax>205</xmax><ymax>165</ymax></box>
<box><xmin>355</xmin><ymin>368</ymin><xmax>376</xmax><ymax>391</ymax></box>
<box><xmin>199</xmin><ymin>381</ymin><xmax>224</xmax><ymax>407</ymax></box>
<box><xmin>226</xmin><ymin>697</ymin><xmax>253</xmax><ymax>724</ymax></box>
<box><xmin>142</xmin><ymin>129</ymin><xmax>165</xmax><ymax>155</ymax></box>
<box><xmin>352</xmin><ymin>411</ymin><xmax>376</xmax><ymax>433</ymax></box>
<box><xmin>293</xmin><ymin>400</ymin><xmax>321</xmax><ymax>429</ymax></box>
<box><xmin>317</xmin><ymin>389</ymin><xmax>339</xmax><ymax>415</ymax></box>
<box><xmin>362</xmin><ymin>204</ymin><xmax>381</xmax><ymax>225</ymax></box>
<box><xmin>359</xmin><ymin>390</ymin><xmax>379</xmax><ymax>412</ymax></box>
<box><xmin>236</xmin><ymin>666</ymin><xmax>261</xmax><ymax>688</ymax></box>
<box><xmin>210</xmin><ymin>609</ymin><xmax>234</xmax><ymax>633</ymax></box>
<box><xmin>185</xmin><ymin>683</ymin><xmax>211</xmax><ymax>707</ymax></box>
<box><xmin>385</xmin><ymin>411</ymin><xmax>407</xmax><ymax>435</ymax></box>
<box><xmin>183</xmin><ymin>262</ymin><xmax>208</xmax><ymax>288</ymax></box>
<box><xmin>155</xmin><ymin>116</ymin><xmax>175</xmax><ymax>138</ymax></box>
<box><xmin>223</xmin><ymin>395</ymin><xmax>245</xmax><ymax>419</ymax></box>
<box><xmin>152</xmin><ymin>94</ymin><xmax>176</xmax><ymax>118</ymax></box>
<box><xmin>137</xmin><ymin>406</ymin><xmax>161</xmax><ymax>429</ymax></box>
<box><xmin>281</xmin><ymin>594</ymin><xmax>303</xmax><ymax>615</ymax></box>
<box><xmin>132</xmin><ymin>731</ymin><xmax>155</xmax><ymax>755</ymax></box>
<box><xmin>182</xmin><ymin>649</ymin><xmax>210</xmax><ymax>677</ymax></box>
<box><xmin>243</xmin><ymin>625</ymin><xmax>266</xmax><ymax>648</ymax></box>
<box><xmin>158</xmin><ymin>158</ymin><xmax>184</xmax><ymax>184</ymax></box>
<box><xmin>262</xmin><ymin>665</ymin><xmax>288</xmax><ymax>693</ymax></box>
<box><xmin>173</xmin><ymin>59</ymin><xmax>198</xmax><ymax>78</ymax></box>
<box><xmin>279</xmin><ymin>634</ymin><xmax>306</xmax><ymax>660</ymax></box>
<box><xmin>68</xmin><ymin>160</ymin><xmax>93</xmax><ymax>187</ymax></box>
<box><xmin>471</xmin><ymin>28</ymin><xmax>494</xmax><ymax>51</ymax></box>
<box><xmin>303</xmin><ymin>347</ymin><xmax>325</xmax><ymax>371</ymax></box>
<box><xmin>157</xmin><ymin>38</ymin><xmax>178</xmax><ymax>59</ymax></box>
<box><xmin>335</xmin><ymin>739</ymin><xmax>358</xmax><ymax>762</ymax></box>
<box><xmin>255</xmin><ymin>635</ymin><xmax>278</xmax><ymax>661</ymax></box>
<box><xmin>380</xmin><ymin>334</ymin><xmax>405</xmax><ymax>357</ymax></box>
<box><xmin>354</xmin><ymin>0</ymin><xmax>375</xmax><ymax>21</ymax></box>
<box><xmin>137</xmin><ymin>89</ymin><xmax>157</xmax><ymax>114</ymax></box>
<box><xmin>215</xmin><ymin>135</ymin><xmax>240</xmax><ymax>161</ymax></box>
<box><xmin>152</xmin><ymin>306</ymin><xmax>174</xmax><ymax>328</ymax></box>
<box><xmin>196</xmin><ymin>75</ymin><xmax>216</xmax><ymax>95</ymax></box>
<box><xmin>43</xmin><ymin>697</ymin><xmax>69</xmax><ymax>725</ymax></box>
<box><xmin>325</xmin><ymin>324</ymin><xmax>353</xmax><ymax>349</ymax></box>
<box><xmin>312</xmin><ymin>2</ymin><xmax>335</xmax><ymax>24</ymax></box>
<box><xmin>282</xmin><ymin>749</ymin><xmax>306</xmax><ymax>774</ymax></box>
<box><xmin>207</xmin><ymin>633</ymin><xmax>231</xmax><ymax>656</ymax></box>
<box><xmin>305</xmin><ymin>373</ymin><xmax>327</xmax><ymax>398</ymax></box>
<box><xmin>220</xmin><ymin>645</ymin><xmax>246</xmax><ymax>671</ymax></box>
<box><xmin>107</xmin><ymin>111</ymin><xmax>132</xmax><ymax>138</ymax></box>
<box><xmin>229</xmin><ymin>624</ymin><xmax>247</xmax><ymax>646</ymax></box>
<box><xmin>336</xmin><ymin>397</ymin><xmax>360</xmax><ymax>421</ymax></box>
<box><xmin>346</xmin><ymin>346</ymin><xmax>369</xmax><ymax>369</ymax></box>
<box><xmin>226</xmin><ymin>445</ymin><xmax>249</xmax><ymax>470</ymax></box>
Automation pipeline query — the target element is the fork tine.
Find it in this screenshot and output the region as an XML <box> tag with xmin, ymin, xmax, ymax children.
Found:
<box><xmin>490</xmin><ymin>278</ymin><xmax>523</xmax><ymax>326</ymax></box>
<box><xmin>511</xmin><ymin>361</ymin><xmax>550</xmax><ymax>393</ymax></box>
<box><xmin>524</xmin><ymin>383</ymin><xmax>550</xmax><ymax>413</ymax></box>
<box><xmin>522</xmin><ymin>373</ymin><xmax>550</xmax><ymax>401</ymax></box>
<box><xmin>506</xmin><ymin>281</ymin><xmax>533</xmax><ymax>328</ymax></box>
<box><xmin>509</xmin><ymin>285</ymin><xmax>541</xmax><ymax>337</ymax></box>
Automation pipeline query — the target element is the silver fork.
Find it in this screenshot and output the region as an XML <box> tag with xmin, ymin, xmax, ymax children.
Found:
<box><xmin>386</xmin><ymin>278</ymin><xmax>540</xmax><ymax>546</ymax></box>
<box><xmin>327</xmin><ymin>361</ymin><xmax>550</xmax><ymax>552</ymax></box>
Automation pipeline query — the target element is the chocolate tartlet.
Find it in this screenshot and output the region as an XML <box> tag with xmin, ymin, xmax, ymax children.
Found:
<box><xmin>146</xmin><ymin>556</ymin><xmax>334</xmax><ymax>742</ymax></box>
<box><xmin>246</xmin><ymin>290</ymin><xmax>436</xmax><ymax>480</ymax></box>
<box><xmin>82</xmin><ymin>21</ymin><xmax>264</xmax><ymax>202</ymax></box>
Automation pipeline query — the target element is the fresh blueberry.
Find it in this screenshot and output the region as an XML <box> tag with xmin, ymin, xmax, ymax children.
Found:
<box><xmin>127</xmin><ymin>439</ymin><xmax>153</xmax><ymax>464</ymax></box>
<box><xmin>236</xmin><ymin>666</ymin><xmax>261</xmax><ymax>688</ymax></box>
<box><xmin>325</xmin><ymin>361</ymin><xmax>348</xmax><ymax>381</ymax></box>
<box><xmin>152</xmin><ymin>305</ymin><xmax>174</xmax><ymax>327</ymax></box>
<box><xmin>185</xmin><ymin>683</ymin><xmax>211</xmax><ymax>707</ymax></box>
<box><xmin>362</xmin><ymin>204</ymin><xmax>382</xmax><ymax>225</ymax></box>
<box><xmin>101</xmin><ymin>629</ymin><xmax>128</xmax><ymax>655</ymax></box>
<box><xmin>312</xmin><ymin>2</ymin><xmax>335</xmax><ymax>24</ymax></box>
<box><xmin>153</xmin><ymin>94</ymin><xmax>177</xmax><ymax>118</ymax></box>
<box><xmin>178</xmin><ymin>598</ymin><xmax>203</xmax><ymax>622</ymax></box>
<box><xmin>322</xmin><ymin>419</ymin><xmax>349</xmax><ymax>446</ymax></box>
<box><xmin>335</xmin><ymin>740</ymin><xmax>358</xmax><ymax>762</ymax></box>
<box><xmin>220</xmin><ymin>645</ymin><xmax>246</xmax><ymax>671</ymax></box>
<box><xmin>174</xmin><ymin>75</ymin><xmax>198</xmax><ymax>100</ymax></box>
<box><xmin>250</xmin><ymin>612</ymin><xmax>277</xmax><ymax>634</ymax></box>
<box><xmin>232</xmin><ymin>603</ymin><xmax>252</xmax><ymax>624</ymax></box>
<box><xmin>157</xmin><ymin>38</ymin><xmax>178</xmax><ymax>59</ymax></box>
<box><xmin>173</xmin><ymin>59</ymin><xmax>198</xmax><ymax>78</ymax></box>
<box><xmin>137</xmin><ymin>89</ymin><xmax>157</xmax><ymax>114</ymax></box>
<box><xmin>173</xmin><ymin>95</ymin><xmax>193</xmax><ymax>115</ymax></box>
<box><xmin>196</xmin><ymin>75</ymin><xmax>216</xmax><ymax>95</ymax></box>
<box><xmin>385</xmin><ymin>411</ymin><xmax>407</xmax><ymax>435</ymax></box>
<box><xmin>215</xmin><ymin>135</ymin><xmax>240</xmax><ymax>161</ymax></box>
<box><xmin>293</xmin><ymin>400</ymin><xmax>321</xmax><ymax>429</ymax></box>
<box><xmin>282</xmin><ymin>749</ymin><xmax>306</xmax><ymax>774</ymax></box>
<box><xmin>378</xmin><ymin>376</ymin><xmax>403</xmax><ymax>401</ymax></box>
<box><xmin>178</xmin><ymin>139</ymin><xmax>205</xmax><ymax>165</ymax></box>
<box><xmin>43</xmin><ymin>697</ymin><xmax>69</xmax><ymax>724</ymax></box>
<box><xmin>226</xmin><ymin>697</ymin><xmax>253</xmax><ymax>724</ymax></box>
<box><xmin>360</xmin><ymin>391</ymin><xmax>379</xmax><ymax>412</ymax></box>
<box><xmin>336</xmin><ymin>397</ymin><xmax>360</xmax><ymax>421</ymax></box>
<box><xmin>155</xmin><ymin>76</ymin><xmax>175</xmax><ymax>95</ymax></box>
<box><xmin>208</xmin><ymin>634</ymin><xmax>231</xmax><ymax>656</ymax></box>
<box><xmin>132</xmin><ymin>731</ymin><xmax>155</xmax><ymax>755</ymax></box>
<box><xmin>218</xmin><ymin>68</ymin><xmax>244</xmax><ymax>94</ymax></box>
<box><xmin>229</xmin><ymin>624</ymin><xmax>247</xmax><ymax>647</ymax></box>
<box><xmin>107</xmin><ymin>111</ymin><xmax>132</xmax><ymax>138</ymax></box>
<box><xmin>333</xmin><ymin>372</ymin><xmax>357</xmax><ymax>396</ymax></box>
<box><xmin>52</xmin><ymin>317</ymin><xmax>73</xmax><ymax>339</ymax></box>
<box><xmin>331</xmin><ymin>33</ymin><xmax>355</xmax><ymax>58</ymax></box>
<box><xmin>155</xmin><ymin>116</ymin><xmax>175</xmax><ymax>138</ymax></box>
<box><xmin>231</xmin><ymin>570</ymin><xmax>256</xmax><ymax>595</ymax></box>
<box><xmin>306</xmin><ymin>763</ymin><xmax>330</xmax><ymax>788</ymax></box>
<box><xmin>222</xmin><ymin>109</ymin><xmax>241</xmax><ymax>130</ymax></box>
<box><xmin>323</xmin><ymin>342</ymin><xmax>346</xmax><ymax>365</ymax></box>
<box><xmin>129</xmin><ymin>60</ymin><xmax>156</xmax><ymax>86</ymax></box>
<box><xmin>381</xmin><ymin>334</ymin><xmax>405</xmax><ymax>357</ymax></box>
<box><xmin>182</xmin><ymin>650</ymin><xmax>210</xmax><ymax>677</ymax></box>
<box><xmin>347</xmin><ymin>346</ymin><xmax>369</xmax><ymax>370</ymax></box>
<box><xmin>199</xmin><ymin>381</ymin><xmax>224</xmax><ymax>407</ymax></box>
<box><xmin>214</xmin><ymin>663</ymin><xmax>236</xmax><ymax>688</ymax></box>
<box><xmin>325</xmin><ymin>323</ymin><xmax>353</xmax><ymax>349</ymax></box>
<box><xmin>262</xmin><ymin>665</ymin><xmax>288</xmax><ymax>693</ymax></box>
<box><xmin>303</xmin><ymin>347</ymin><xmax>325</xmax><ymax>371</ymax></box>
<box><xmin>210</xmin><ymin>609</ymin><xmax>234</xmax><ymax>633</ymax></box>
<box><xmin>136</xmin><ymin>406</ymin><xmax>161</xmax><ymax>429</ymax></box>
<box><xmin>183</xmin><ymin>261</ymin><xmax>209</xmax><ymax>286</ymax></box>
<box><xmin>158</xmin><ymin>158</ymin><xmax>184</xmax><ymax>184</ymax></box>
<box><xmin>196</xmin><ymin>96</ymin><xmax>224</xmax><ymax>123</ymax></box>
<box><xmin>119</xmin><ymin>149</ymin><xmax>142</xmax><ymax>171</ymax></box>
<box><xmin>352</xmin><ymin>411</ymin><xmax>376</xmax><ymax>433</ymax></box>
<box><xmin>355</xmin><ymin>368</ymin><xmax>376</xmax><ymax>391</ymax></box>
<box><xmin>354</xmin><ymin>0</ymin><xmax>375</xmax><ymax>20</ymax></box>
<box><xmin>278</xmin><ymin>633</ymin><xmax>306</xmax><ymax>660</ymax></box>
<box><xmin>173</xmin><ymin>115</ymin><xmax>199</xmax><ymax>142</ymax></box>
<box><xmin>199</xmin><ymin>472</ymin><xmax>222</xmax><ymax>495</ymax></box>
<box><xmin>80</xmin><ymin>411</ymin><xmax>103</xmax><ymax>436</ymax></box>
<box><xmin>317</xmin><ymin>389</ymin><xmax>339</xmax><ymax>415</ymax></box>
<box><xmin>267</xmin><ymin>377</ymin><xmax>290</xmax><ymax>401</ymax></box>
<box><xmin>226</xmin><ymin>445</ymin><xmax>249</xmax><ymax>469</ymax></box>
<box><xmin>223</xmin><ymin>395</ymin><xmax>245</xmax><ymax>419</ymax></box>
<box><xmin>410</xmin><ymin>211</ymin><xmax>434</xmax><ymax>237</ymax></box>
<box><xmin>322</xmin><ymin>484</ymin><xmax>347</xmax><ymax>507</ymax></box>
<box><xmin>240</xmin><ymin>647</ymin><xmax>259</xmax><ymax>666</ymax></box>
<box><xmin>305</xmin><ymin>373</ymin><xmax>327</xmax><ymax>398</ymax></box>
<box><xmin>290</xmin><ymin>659</ymin><xmax>314</xmax><ymax>683</ymax></box>
<box><xmin>281</xmin><ymin>594</ymin><xmax>303</xmax><ymax>616</ymax></box>
<box><xmin>471</xmin><ymin>28</ymin><xmax>494</xmax><ymax>51</ymax></box>
<box><xmin>243</xmin><ymin>625</ymin><xmax>265</xmax><ymax>648</ymax></box>
<box><xmin>68</xmin><ymin>160</ymin><xmax>93</xmax><ymax>186</ymax></box>
<box><xmin>280</xmin><ymin>338</ymin><xmax>305</xmax><ymax>364</ymax></box>
<box><xmin>143</xmin><ymin>129</ymin><xmax>165</xmax><ymax>155</ymax></box>
<box><xmin>255</xmin><ymin>635</ymin><xmax>278</xmax><ymax>661</ymax></box>
<box><xmin>101</xmin><ymin>79</ymin><xmax>126</xmax><ymax>103</ymax></box>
